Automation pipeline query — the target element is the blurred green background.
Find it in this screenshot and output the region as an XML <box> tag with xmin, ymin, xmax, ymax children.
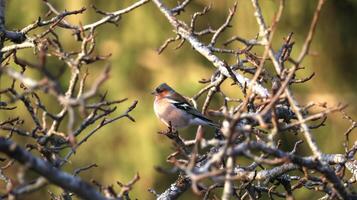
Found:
<box><xmin>1</xmin><ymin>0</ymin><xmax>357</xmax><ymax>199</ymax></box>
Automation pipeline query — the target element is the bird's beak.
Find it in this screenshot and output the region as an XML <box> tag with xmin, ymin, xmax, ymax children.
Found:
<box><xmin>151</xmin><ymin>91</ymin><xmax>157</xmax><ymax>95</ymax></box>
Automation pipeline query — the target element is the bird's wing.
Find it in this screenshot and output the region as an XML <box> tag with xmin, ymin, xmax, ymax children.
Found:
<box><xmin>167</xmin><ymin>98</ymin><xmax>214</xmax><ymax>123</ymax></box>
<box><xmin>168</xmin><ymin>92</ymin><xmax>191</xmax><ymax>104</ymax></box>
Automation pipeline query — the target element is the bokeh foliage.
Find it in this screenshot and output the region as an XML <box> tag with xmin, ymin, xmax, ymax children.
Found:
<box><xmin>1</xmin><ymin>0</ymin><xmax>356</xmax><ymax>199</ymax></box>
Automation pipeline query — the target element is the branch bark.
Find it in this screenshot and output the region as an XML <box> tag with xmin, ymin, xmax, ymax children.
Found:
<box><xmin>0</xmin><ymin>0</ymin><xmax>5</xmax><ymax>62</ymax></box>
<box><xmin>151</xmin><ymin>0</ymin><xmax>270</xmax><ymax>98</ymax></box>
<box><xmin>0</xmin><ymin>137</ymin><xmax>110</xmax><ymax>200</ymax></box>
<box><xmin>232</xmin><ymin>141</ymin><xmax>354</xmax><ymax>200</ymax></box>
<box><xmin>156</xmin><ymin>175</ymin><xmax>191</xmax><ymax>200</ymax></box>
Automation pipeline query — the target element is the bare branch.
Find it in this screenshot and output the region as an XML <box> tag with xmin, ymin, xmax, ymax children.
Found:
<box><xmin>152</xmin><ymin>0</ymin><xmax>270</xmax><ymax>98</ymax></box>
<box><xmin>0</xmin><ymin>137</ymin><xmax>110</xmax><ymax>200</ymax></box>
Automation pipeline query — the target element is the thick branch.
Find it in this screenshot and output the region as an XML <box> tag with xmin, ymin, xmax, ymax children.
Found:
<box><xmin>0</xmin><ymin>0</ymin><xmax>5</xmax><ymax>62</ymax></box>
<box><xmin>151</xmin><ymin>0</ymin><xmax>269</xmax><ymax>98</ymax></box>
<box><xmin>156</xmin><ymin>175</ymin><xmax>191</xmax><ymax>200</ymax></box>
<box><xmin>231</xmin><ymin>141</ymin><xmax>354</xmax><ymax>200</ymax></box>
<box><xmin>0</xmin><ymin>137</ymin><xmax>110</xmax><ymax>200</ymax></box>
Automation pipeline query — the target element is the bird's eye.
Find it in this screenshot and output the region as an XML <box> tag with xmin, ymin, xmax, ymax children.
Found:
<box><xmin>156</xmin><ymin>88</ymin><xmax>161</xmax><ymax>93</ymax></box>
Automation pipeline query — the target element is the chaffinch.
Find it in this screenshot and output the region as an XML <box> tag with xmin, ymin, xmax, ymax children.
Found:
<box><xmin>152</xmin><ymin>83</ymin><xmax>219</xmax><ymax>129</ymax></box>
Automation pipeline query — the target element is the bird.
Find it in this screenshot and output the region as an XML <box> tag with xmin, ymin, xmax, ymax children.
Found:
<box><xmin>152</xmin><ymin>83</ymin><xmax>219</xmax><ymax>130</ymax></box>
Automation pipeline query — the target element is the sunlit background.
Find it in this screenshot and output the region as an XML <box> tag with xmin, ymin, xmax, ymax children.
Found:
<box><xmin>1</xmin><ymin>0</ymin><xmax>357</xmax><ymax>199</ymax></box>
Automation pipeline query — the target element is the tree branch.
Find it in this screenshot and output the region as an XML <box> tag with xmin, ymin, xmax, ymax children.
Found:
<box><xmin>0</xmin><ymin>137</ymin><xmax>111</xmax><ymax>200</ymax></box>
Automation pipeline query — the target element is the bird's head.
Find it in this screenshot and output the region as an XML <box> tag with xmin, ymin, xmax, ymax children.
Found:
<box><xmin>152</xmin><ymin>83</ymin><xmax>174</xmax><ymax>97</ymax></box>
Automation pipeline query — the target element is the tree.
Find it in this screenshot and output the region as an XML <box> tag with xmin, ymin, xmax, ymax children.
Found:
<box><xmin>0</xmin><ymin>0</ymin><xmax>145</xmax><ymax>199</ymax></box>
<box><xmin>0</xmin><ymin>0</ymin><xmax>356</xmax><ymax>199</ymax></box>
